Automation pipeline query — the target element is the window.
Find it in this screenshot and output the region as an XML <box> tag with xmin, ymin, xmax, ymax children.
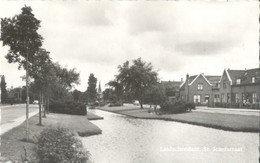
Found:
<box><xmin>242</xmin><ymin>93</ymin><xmax>246</xmax><ymax>103</ymax></box>
<box><xmin>193</xmin><ymin>95</ymin><xmax>201</xmax><ymax>103</ymax></box>
<box><xmin>227</xmin><ymin>93</ymin><xmax>230</xmax><ymax>103</ymax></box>
<box><xmin>221</xmin><ymin>94</ymin><xmax>225</xmax><ymax>102</ymax></box>
<box><xmin>252</xmin><ymin>93</ymin><xmax>257</xmax><ymax>103</ymax></box>
<box><xmin>252</xmin><ymin>77</ymin><xmax>255</xmax><ymax>83</ymax></box>
<box><xmin>236</xmin><ymin>79</ymin><xmax>241</xmax><ymax>84</ymax></box>
<box><xmin>235</xmin><ymin>93</ymin><xmax>239</xmax><ymax>103</ymax></box>
<box><xmin>214</xmin><ymin>94</ymin><xmax>220</xmax><ymax>102</ymax></box>
<box><xmin>223</xmin><ymin>82</ymin><xmax>226</xmax><ymax>89</ymax></box>
<box><xmin>197</xmin><ymin>83</ymin><xmax>203</xmax><ymax>90</ymax></box>
<box><xmin>205</xmin><ymin>95</ymin><xmax>210</xmax><ymax>103</ymax></box>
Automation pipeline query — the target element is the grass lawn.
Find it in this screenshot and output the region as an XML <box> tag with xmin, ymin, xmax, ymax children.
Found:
<box><xmin>99</xmin><ymin>105</ymin><xmax>259</xmax><ymax>133</ymax></box>
<box><xmin>87</xmin><ymin>112</ymin><xmax>104</xmax><ymax>120</ymax></box>
<box><xmin>1</xmin><ymin>113</ymin><xmax>102</xmax><ymax>162</ymax></box>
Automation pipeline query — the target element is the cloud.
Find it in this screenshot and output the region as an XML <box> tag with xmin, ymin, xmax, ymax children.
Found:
<box><xmin>0</xmin><ymin>1</ymin><xmax>258</xmax><ymax>91</ymax></box>
<box><xmin>174</xmin><ymin>40</ymin><xmax>238</xmax><ymax>55</ymax></box>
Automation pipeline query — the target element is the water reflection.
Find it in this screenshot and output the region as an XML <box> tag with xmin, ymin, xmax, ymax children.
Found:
<box><xmin>82</xmin><ymin>110</ymin><xmax>258</xmax><ymax>163</ymax></box>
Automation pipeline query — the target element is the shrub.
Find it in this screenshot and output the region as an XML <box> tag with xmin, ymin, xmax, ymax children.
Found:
<box><xmin>49</xmin><ymin>101</ymin><xmax>86</xmax><ymax>115</ymax></box>
<box><xmin>108</xmin><ymin>101</ymin><xmax>123</xmax><ymax>107</ymax></box>
<box><xmin>215</xmin><ymin>102</ymin><xmax>240</xmax><ymax>109</ymax></box>
<box><xmin>160</xmin><ymin>100</ymin><xmax>189</xmax><ymax>114</ymax></box>
<box><xmin>37</xmin><ymin>128</ymin><xmax>90</xmax><ymax>163</ymax></box>
<box><xmin>252</xmin><ymin>103</ymin><xmax>260</xmax><ymax>110</ymax></box>
<box><xmin>186</xmin><ymin>102</ymin><xmax>196</xmax><ymax>110</ymax></box>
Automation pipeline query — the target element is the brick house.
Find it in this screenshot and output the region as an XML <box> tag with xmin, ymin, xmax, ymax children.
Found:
<box><xmin>217</xmin><ymin>68</ymin><xmax>260</xmax><ymax>108</ymax></box>
<box><xmin>179</xmin><ymin>73</ymin><xmax>221</xmax><ymax>105</ymax></box>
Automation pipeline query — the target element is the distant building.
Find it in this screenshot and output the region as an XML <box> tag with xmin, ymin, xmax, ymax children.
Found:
<box><xmin>97</xmin><ymin>81</ymin><xmax>103</xmax><ymax>101</ymax></box>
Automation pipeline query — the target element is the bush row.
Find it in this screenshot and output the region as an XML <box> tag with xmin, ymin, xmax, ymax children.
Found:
<box><xmin>108</xmin><ymin>101</ymin><xmax>123</xmax><ymax>107</ymax></box>
<box><xmin>214</xmin><ymin>102</ymin><xmax>260</xmax><ymax>110</ymax></box>
<box><xmin>49</xmin><ymin>101</ymin><xmax>86</xmax><ymax>115</ymax></box>
<box><xmin>2</xmin><ymin>98</ymin><xmax>22</xmax><ymax>105</ymax></box>
<box><xmin>37</xmin><ymin>128</ymin><xmax>90</xmax><ymax>163</ymax></box>
<box><xmin>160</xmin><ymin>100</ymin><xmax>196</xmax><ymax>114</ymax></box>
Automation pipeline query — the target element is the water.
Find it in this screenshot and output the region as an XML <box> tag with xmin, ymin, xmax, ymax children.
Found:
<box><xmin>82</xmin><ymin>110</ymin><xmax>259</xmax><ymax>163</ymax></box>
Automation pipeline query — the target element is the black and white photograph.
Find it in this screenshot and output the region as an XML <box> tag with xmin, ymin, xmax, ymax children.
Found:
<box><xmin>0</xmin><ymin>0</ymin><xmax>259</xmax><ymax>162</ymax></box>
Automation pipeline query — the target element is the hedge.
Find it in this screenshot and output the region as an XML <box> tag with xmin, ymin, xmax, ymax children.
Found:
<box><xmin>49</xmin><ymin>101</ymin><xmax>86</xmax><ymax>115</ymax></box>
<box><xmin>160</xmin><ymin>100</ymin><xmax>196</xmax><ymax>114</ymax></box>
<box><xmin>108</xmin><ymin>101</ymin><xmax>123</xmax><ymax>107</ymax></box>
<box><xmin>214</xmin><ymin>102</ymin><xmax>260</xmax><ymax>110</ymax></box>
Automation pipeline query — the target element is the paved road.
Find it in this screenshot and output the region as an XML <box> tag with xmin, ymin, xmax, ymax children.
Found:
<box><xmin>0</xmin><ymin>104</ymin><xmax>39</xmax><ymax>135</ymax></box>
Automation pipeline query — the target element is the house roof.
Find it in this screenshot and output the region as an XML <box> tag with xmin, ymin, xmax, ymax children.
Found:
<box><xmin>205</xmin><ymin>76</ymin><xmax>221</xmax><ymax>87</ymax></box>
<box><xmin>161</xmin><ymin>81</ymin><xmax>182</xmax><ymax>89</ymax></box>
<box><xmin>180</xmin><ymin>74</ymin><xmax>221</xmax><ymax>88</ymax></box>
<box><xmin>225</xmin><ymin>68</ymin><xmax>260</xmax><ymax>85</ymax></box>
<box><xmin>226</xmin><ymin>69</ymin><xmax>245</xmax><ymax>84</ymax></box>
<box><xmin>189</xmin><ymin>74</ymin><xmax>213</xmax><ymax>86</ymax></box>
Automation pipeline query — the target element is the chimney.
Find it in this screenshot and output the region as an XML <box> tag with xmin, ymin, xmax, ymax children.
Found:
<box><xmin>186</xmin><ymin>74</ymin><xmax>189</xmax><ymax>84</ymax></box>
<box><xmin>185</xmin><ymin>73</ymin><xmax>190</xmax><ymax>102</ymax></box>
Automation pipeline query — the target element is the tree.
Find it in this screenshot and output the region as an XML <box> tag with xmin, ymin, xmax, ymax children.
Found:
<box><xmin>49</xmin><ymin>62</ymin><xmax>80</xmax><ymax>102</ymax></box>
<box><xmin>165</xmin><ymin>87</ymin><xmax>177</xmax><ymax>97</ymax></box>
<box><xmin>1</xmin><ymin>5</ymin><xmax>43</xmax><ymax>141</ymax></box>
<box><xmin>1</xmin><ymin>76</ymin><xmax>8</xmax><ymax>103</ymax></box>
<box><xmin>72</xmin><ymin>89</ymin><xmax>82</xmax><ymax>102</ymax></box>
<box><xmin>106</xmin><ymin>80</ymin><xmax>123</xmax><ymax>102</ymax></box>
<box><xmin>144</xmin><ymin>83</ymin><xmax>166</xmax><ymax>113</ymax></box>
<box><xmin>102</xmin><ymin>88</ymin><xmax>114</xmax><ymax>102</ymax></box>
<box><xmin>29</xmin><ymin>48</ymin><xmax>52</xmax><ymax>124</ymax></box>
<box><xmin>86</xmin><ymin>73</ymin><xmax>97</xmax><ymax>104</ymax></box>
<box><xmin>116</xmin><ymin>58</ymin><xmax>158</xmax><ymax>108</ymax></box>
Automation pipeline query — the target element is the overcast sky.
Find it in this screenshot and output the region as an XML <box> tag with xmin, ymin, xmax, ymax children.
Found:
<box><xmin>0</xmin><ymin>1</ymin><xmax>259</xmax><ymax>91</ymax></box>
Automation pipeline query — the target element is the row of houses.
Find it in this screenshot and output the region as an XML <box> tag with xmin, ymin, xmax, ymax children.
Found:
<box><xmin>161</xmin><ymin>67</ymin><xmax>260</xmax><ymax>109</ymax></box>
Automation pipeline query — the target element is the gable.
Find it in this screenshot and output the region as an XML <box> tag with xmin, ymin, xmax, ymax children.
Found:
<box><xmin>189</xmin><ymin>74</ymin><xmax>212</xmax><ymax>87</ymax></box>
<box><xmin>219</xmin><ymin>70</ymin><xmax>231</xmax><ymax>85</ymax></box>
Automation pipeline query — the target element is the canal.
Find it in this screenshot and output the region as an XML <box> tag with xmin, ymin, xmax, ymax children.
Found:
<box><xmin>82</xmin><ymin>110</ymin><xmax>258</xmax><ymax>163</ymax></box>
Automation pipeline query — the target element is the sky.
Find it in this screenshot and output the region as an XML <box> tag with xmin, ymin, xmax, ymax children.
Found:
<box><xmin>0</xmin><ymin>1</ymin><xmax>259</xmax><ymax>91</ymax></box>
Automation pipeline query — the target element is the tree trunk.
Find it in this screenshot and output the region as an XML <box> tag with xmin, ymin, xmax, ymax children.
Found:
<box><xmin>47</xmin><ymin>96</ymin><xmax>50</xmax><ymax>114</ymax></box>
<box><xmin>139</xmin><ymin>99</ymin><xmax>143</xmax><ymax>109</ymax></box>
<box><xmin>38</xmin><ymin>91</ymin><xmax>42</xmax><ymax>126</ymax></box>
<box><xmin>43</xmin><ymin>94</ymin><xmax>46</xmax><ymax>117</ymax></box>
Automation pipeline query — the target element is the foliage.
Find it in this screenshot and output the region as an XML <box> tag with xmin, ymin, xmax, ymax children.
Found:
<box><xmin>106</xmin><ymin>80</ymin><xmax>123</xmax><ymax>101</ymax></box>
<box><xmin>1</xmin><ymin>75</ymin><xmax>8</xmax><ymax>103</ymax></box>
<box><xmin>115</xmin><ymin>58</ymin><xmax>158</xmax><ymax>108</ymax></box>
<box><xmin>165</xmin><ymin>86</ymin><xmax>177</xmax><ymax>97</ymax></box>
<box><xmin>49</xmin><ymin>101</ymin><xmax>86</xmax><ymax>115</ymax></box>
<box><xmin>102</xmin><ymin>88</ymin><xmax>115</xmax><ymax>102</ymax></box>
<box><xmin>144</xmin><ymin>83</ymin><xmax>167</xmax><ymax>106</ymax></box>
<box><xmin>160</xmin><ymin>100</ymin><xmax>195</xmax><ymax>114</ymax></box>
<box><xmin>86</xmin><ymin>73</ymin><xmax>97</xmax><ymax>103</ymax></box>
<box><xmin>108</xmin><ymin>101</ymin><xmax>123</xmax><ymax>107</ymax></box>
<box><xmin>1</xmin><ymin>5</ymin><xmax>43</xmax><ymax>70</ymax></box>
<box><xmin>72</xmin><ymin>89</ymin><xmax>82</xmax><ymax>102</ymax></box>
<box><xmin>37</xmin><ymin>128</ymin><xmax>90</xmax><ymax>163</ymax></box>
<box><xmin>45</xmin><ymin>63</ymin><xmax>80</xmax><ymax>102</ymax></box>
<box><xmin>215</xmin><ymin>102</ymin><xmax>239</xmax><ymax>108</ymax></box>
<box><xmin>186</xmin><ymin>102</ymin><xmax>196</xmax><ymax>110</ymax></box>
<box><xmin>53</xmin><ymin>62</ymin><xmax>80</xmax><ymax>89</ymax></box>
